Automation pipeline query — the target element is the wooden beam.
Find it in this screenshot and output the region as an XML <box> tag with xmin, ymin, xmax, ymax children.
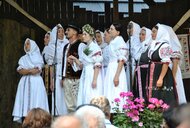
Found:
<box><xmin>5</xmin><ymin>0</ymin><xmax>50</xmax><ymax>32</ymax></box>
<box><xmin>173</xmin><ymin>9</ymin><xmax>190</xmax><ymax>32</ymax></box>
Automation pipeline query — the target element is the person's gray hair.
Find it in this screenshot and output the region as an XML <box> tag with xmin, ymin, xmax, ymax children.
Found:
<box><xmin>75</xmin><ymin>105</ymin><xmax>105</xmax><ymax>128</ymax></box>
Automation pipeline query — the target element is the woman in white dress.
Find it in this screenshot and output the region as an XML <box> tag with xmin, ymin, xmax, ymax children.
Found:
<box><xmin>68</xmin><ymin>24</ymin><xmax>103</xmax><ymax>106</ymax></box>
<box><xmin>126</xmin><ymin>21</ymin><xmax>141</xmax><ymax>90</ymax></box>
<box><xmin>45</xmin><ymin>24</ymin><xmax>68</xmax><ymax>115</ymax></box>
<box><xmin>162</xmin><ymin>24</ymin><xmax>187</xmax><ymax>104</ymax></box>
<box><xmin>102</xmin><ymin>28</ymin><xmax>112</xmax><ymax>75</ymax></box>
<box><xmin>104</xmin><ymin>23</ymin><xmax>128</xmax><ymax>112</ymax></box>
<box><xmin>12</xmin><ymin>38</ymin><xmax>49</xmax><ymax>123</ymax></box>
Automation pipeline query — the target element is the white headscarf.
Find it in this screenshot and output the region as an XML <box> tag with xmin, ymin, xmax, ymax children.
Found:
<box><xmin>129</xmin><ymin>21</ymin><xmax>141</xmax><ymax>37</ymax></box>
<box><xmin>148</xmin><ymin>23</ymin><xmax>171</xmax><ymax>59</ymax></box>
<box><xmin>127</xmin><ymin>21</ymin><xmax>141</xmax><ymax>60</ymax></box>
<box><xmin>18</xmin><ymin>38</ymin><xmax>44</xmax><ymax>70</ymax></box>
<box><xmin>139</xmin><ymin>27</ymin><xmax>152</xmax><ymax>53</ymax></box>
<box><xmin>161</xmin><ymin>24</ymin><xmax>183</xmax><ymax>55</ymax></box>
<box><xmin>154</xmin><ymin>23</ymin><xmax>170</xmax><ymax>43</ymax></box>
<box><xmin>50</xmin><ymin>24</ymin><xmax>66</xmax><ymax>43</ymax></box>
<box><xmin>95</xmin><ymin>30</ymin><xmax>107</xmax><ymax>49</ymax></box>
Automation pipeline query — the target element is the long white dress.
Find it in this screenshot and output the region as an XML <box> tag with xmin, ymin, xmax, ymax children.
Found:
<box><xmin>126</xmin><ymin>21</ymin><xmax>141</xmax><ymax>90</ymax></box>
<box><xmin>162</xmin><ymin>24</ymin><xmax>187</xmax><ymax>104</ymax></box>
<box><xmin>12</xmin><ymin>39</ymin><xmax>49</xmax><ymax>123</ymax></box>
<box><xmin>45</xmin><ymin>25</ymin><xmax>69</xmax><ymax>115</ymax></box>
<box><xmin>104</xmin><ymin>36</ymin><xmax>128</xmax><ymax>112</ymax></box>
<box><xmin>77</xmin><ymin>41</ymin><xmax>103</xmax><ymax>106</ymax></box>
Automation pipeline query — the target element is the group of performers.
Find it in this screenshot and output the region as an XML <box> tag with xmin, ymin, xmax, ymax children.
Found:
<box><xmin>12</xmin><ymin>21</ymin><xmax>187</xmax><ymax>122</ymax></box>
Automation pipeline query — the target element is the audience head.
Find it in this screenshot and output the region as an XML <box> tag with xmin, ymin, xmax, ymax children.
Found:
<box><xmin>163</xmin><ymin>103</ymin><xmax>190</xmax><ymax>128</ymax></box>
<box><xmin>22</xmin><ymin>108</ymin><xmax>51</xmax><ymax>128</ymax></box>
<box><xmin>90</xmin><ymin>96</ymin><xmax>111</xmax><ymax>119</ymax></box>
<box><xmin>75</xmin><ymin>104</ymin><xmax>105</xmax><ymax>128</ymax></box>
<box><xmin>51</xmin><ymin>115</ymin><xmax>82</xmax><ymax>128</ymax></box>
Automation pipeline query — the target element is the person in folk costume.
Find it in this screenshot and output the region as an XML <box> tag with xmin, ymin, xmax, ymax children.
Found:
<box><xmin>162</xmin><ymin>24</ymin><xmax>187</xmax><ymax>104</ymax></box>
<box><xmin>104</xmin><ymin>23</ymin><xmax>128</xmax><ymax>112</ymax></box>
<box><xmin>102</xmin><ymin>28</ymin><xmax>112</xmax><ymax>76</ymax></box>
<box><xmin>134</xmin><ymin>27</ymin><xmax>152</xmax><ymax>101</ymax></box>
<box><xmin>95</xmin><ymin>30</ymin><xmax>107</xmax><ymax>50</ymax></box>
<box><xmin>147</xmin><ymin>23</ymin><xmax>178</xmax><ymax>107</ymax></box>
<box><xmin>68</xmin><ymin>24</ymin><xmax>103</xmax><ymax>106</ymax></box>
<box><xmin>12</xmin><ymin>38</ymin><xmax>49</xmax><ymax>123</ymax></box>
<box><xmin>41</xmin><ymin>31</ymin><xmax>52</xmax><ymax>111</ymax></box>
<box><xmin>45</xmin><ymin>24</ymin><xmax>68</xmax><ymax>115</ymax></box>
<box><xmin>61</xmin><ymin>24</ymin><xmax>83</xmax><ymax>113</ymax></box>
<box><xmin>126</xmin><ymin>21</ymin><xmax>141</xmax><ymax>90</ymax></box>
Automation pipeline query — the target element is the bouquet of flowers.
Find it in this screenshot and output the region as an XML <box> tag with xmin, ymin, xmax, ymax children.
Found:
<box><xmin>112</xmin><ymin>92</ymin><xmax>169</xmax><ymax>128</ymax></box>
<box><xmin>83</xmin><ymin>46</ymin><xmax>92</xmax><ymax>56</ymax></box>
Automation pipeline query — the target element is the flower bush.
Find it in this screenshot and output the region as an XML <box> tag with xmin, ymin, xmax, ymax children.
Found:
<box><xmin>112</xmin><ymin>92</ymin><xmax>169</xmax><ymax>128</ymax></box>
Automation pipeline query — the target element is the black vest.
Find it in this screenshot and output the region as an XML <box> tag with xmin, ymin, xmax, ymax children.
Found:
<box><xmin>62</xmin><ymin>40</ymin><xmax>82</xmax><ymax>79</ymax></box>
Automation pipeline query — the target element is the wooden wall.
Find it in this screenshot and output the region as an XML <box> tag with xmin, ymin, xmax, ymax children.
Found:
<box><xmin>0</xmin><ymin>19</ymin><xmax>35</xmax><ymax>128</ymax></box>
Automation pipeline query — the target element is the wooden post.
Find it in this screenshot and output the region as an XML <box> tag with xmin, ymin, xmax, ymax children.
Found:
<box><xmin>105</xmin><ymin>2</ymin><xmax>111</xmax><ymax>25</ymax></box>
<box><xmin>113</xmin><ymin>0</ymin><xmax>119</xmax><ymax>22</ymax></box>
<box><xmin>128</xmin><ymin>0</ymin><xmax>134</xmax><ymax>20</ymax></box>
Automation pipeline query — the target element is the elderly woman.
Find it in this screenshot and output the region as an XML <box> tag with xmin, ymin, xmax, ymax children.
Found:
<box><xmin>147</xmin><ymin>24</ymin><xmax>178</xmax><ymax>107</ymax></box>
<box><xmin>22</xmin><ymin>108</ymin><xmax>51</xmax><ymax>128</ymax></box>
<box><xmin>12</xmin><ymin>38</ymin><xmax>49</xmax><ymax>123</ymax></box>
<box><xmin>134</xmin><ymin>27</ymin><xmax>152</xmax><ymax>100</ymax></box>
<box><xmin>90</xmin><ymin>96</ymin><xmax>118</xmax><ymax>128</ymax></box>
<box><xmin>104</xmin><ymin>23</ymin><xmax>128</xmax><ymax>112</ymax></box>
<box><xmin>68</xmin><ymin>24</ymin><xmax>103</xmax><ymax>106</ymax></box>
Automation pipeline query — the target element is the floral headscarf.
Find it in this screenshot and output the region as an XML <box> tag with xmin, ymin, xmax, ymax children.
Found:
<box><xmin>82</xmin><ymin>24</ymin><xmax>95</xmax><ymax>37</ymax></box>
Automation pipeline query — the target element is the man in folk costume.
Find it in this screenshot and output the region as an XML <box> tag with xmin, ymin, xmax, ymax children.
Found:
<box><xmin>45</xmin><ymin>24</ymin><xmax>68</xmax><ymax>115</ymax></box>
<box><xmin>62</xmin><ymin>24</ymin><xmax>83</xmax><ymax>113</ymax></box>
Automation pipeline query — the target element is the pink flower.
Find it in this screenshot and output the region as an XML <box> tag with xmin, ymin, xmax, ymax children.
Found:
<box><xmin>155</xmin><ymin>99</ymin><xmax>164</xmax><ymax>107</ymax></box>
<box><xmin>125</xmin><ymin>92</ymin><xmax>134</xmax><ymax>97</ymax></box>
<box><xmin>132</xmin><ymin>116</ymin><xmax>139</xmax><ymax>122</ymax></box>
<box><xmin>134</xmin><ymin>98</ymin><xmax>145</xmax><ymax>104</ymax></box>
<box><xmin>149</xmin><ymin>98</ymin><xmax>159</xmax><ymax>104</ymax></box>
<box><xmin>123</xmin><ymin>104</ymin><xmax>128</xmax><ymax>109</ymax></box>
<box><xmin>127</xmin><ymin>111</ymin><xmax>134</xmax><ymax>118</ymax></box>
<box><xmin>114</xmin><ymin>98</ymin><xmax>120</xmax><ymax>103</ymax></box>
<box><xmin>147</xmin><ymin>104</ymin><xmax>155</xmax><ymax>110</ymax></box>
<box><xmin>138</xmin><ymin>122</ymin><xmax>143</xmax><ymax>127</ymax></box>
<box><xmin>161</xmin><ymin>103</ymin><xmax>170</xmax><ymax>110</ymax></box>
<box><xmin>120</xmin><ymin>92</ymin><xmax>125</xmax><ymax>98</ymax></box>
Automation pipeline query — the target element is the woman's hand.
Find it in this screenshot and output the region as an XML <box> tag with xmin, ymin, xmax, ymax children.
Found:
<box><xmin>114</xmin><ymin>75</ymin><xmax>119</xmax><ymax>87</ymax></box>
<box><xmin>30</xmin><ymin>67</ymin><xmax>40</xmax><ymax>75</ymax></box>
<box><xmin>92</xmin><ymin>80</ymin><xmax>97</xmax><ymax>88</ymax></box>
<box><xmin>156</xmin><ymin>78</ymin><xmax>163</xmax><ymax>88</ymax></box>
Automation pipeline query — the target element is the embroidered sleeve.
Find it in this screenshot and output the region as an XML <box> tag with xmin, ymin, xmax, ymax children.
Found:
<box><xmin>116</xmin><ymin>46</ymin><xmax>128</xmax><ymax>62</ymax></box>
<box><xmin>159</xmin><ymin>44</ymin><xmax>172</xmax><ymax>63</ymax></box>
<box><xmin>171</xmin><ymin>51</ymin><xmax>182</xmax><ymax>59</ymax></box>
<box><xmin>92</xmin><ymin>51</ymin><xmax>103</xmax><ymax>67</ymax></box>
